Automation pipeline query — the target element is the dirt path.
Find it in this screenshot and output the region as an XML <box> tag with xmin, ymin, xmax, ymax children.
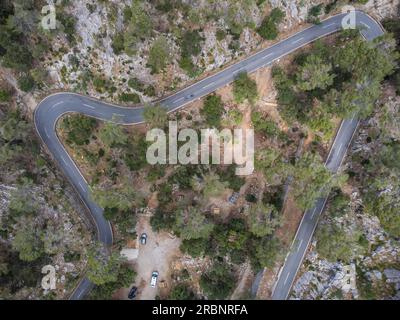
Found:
<box><xmin>230</xmin><ymin>261</ymin><xmax>254</xmax><ymax>299</ymax></box>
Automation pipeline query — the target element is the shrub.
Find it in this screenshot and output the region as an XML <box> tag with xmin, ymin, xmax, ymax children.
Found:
<box><xmin>201</xmin><ymin>94</ymin><xmax>224</xmax><ymax>127</ymax></box>
<box><xmin>232</xmin><ymin>72</ymin><xmax>258</xmax><ymax>104</ymax></box>
<box><xmin>119</xmin><ymin>93</ymin><xmax>141</xmax><ymax>104</ymax></box>
<box><xmin>257</xmin><ymin>8</ymin><xmax>285</xmax><ymax>40</ymax></box>
<box><xmin>111</xmin><ymin>33</ymin><xmax>124</xmax><ymax>55</ymax></box>
<box><xmin>18</xmin><ymin>74</ymin><xmax>35</xmax><ymax>92</ymax></box>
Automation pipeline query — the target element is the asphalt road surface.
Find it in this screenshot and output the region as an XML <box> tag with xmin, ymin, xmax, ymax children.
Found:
<box><xmin>33</xmin><ymin>11</ymin><xmax>384</xmax><ymax>300</ymax></box>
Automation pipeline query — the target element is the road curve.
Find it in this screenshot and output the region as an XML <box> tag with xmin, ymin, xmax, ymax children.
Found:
<box><xmin>34</xmin><ymin>11</ymin><xmax>384</xmax><ymax>300</ymax></box>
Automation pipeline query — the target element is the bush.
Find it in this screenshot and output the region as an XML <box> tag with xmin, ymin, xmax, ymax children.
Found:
<box><xmin>201</xmin><ymin>94</ymin><xmax>224</xmax><ymax>127</ymax></box>
<box><xmin>111</xmin><ymin>33</ymin><xmax>124</xmax><ymax>55</ymax></box>
<box><xmin>144</xmin><ymin>85</ymin><xmax>156</xmax><ymax>97</ymax></box>
<box><xmin>150</xmin><ymin>208</ymin><xmax>175</xmax><ymax>232</ymax></box>
<box><xmin>257</xmin><ymin>8</ymin><xmax>285</xmax><ymax>40</ymax></box>
<box><xmin>232</xmin><ymin>72</ymin><xmax>258</xmax><ymax>104</ymax></box>
<box><xmin>181</xmin><ymin>30</ymin><xmax>203</xmax><ymax>58</ymax></box>
<box><xmin>0</xmin><ymin>88</ymin><xmax>11</xmax><ymax>102</ymax></box>
<box><xmin>119</xmin><ymin>93</ymin><xmax>141</xmax><ymax>103</ymax></box>
<box><xmin>179</xmin><ymin>56</ymin><xmax>199</xmax><ymax>78</ymax></box>
<box><xmin>18</xmin><ymin>75</ymin><xmax>35</xmax><ymax>92</ymax></box>
<box><xmin>59</xmin><ymin>15</ymin><xmax>76</xmax><ymax>43</ymax></box>
<box><xmin>62</xmin><ymin>114</ymin><xmax>97</xmax><ymax>146</ymax></box>
<box><xmin>200</xmin><ymin>262</ymin><xmax>235</xmax><ymax>299</ymax></box>
<box><xmin>169</xmin><ymin>284</ymin><xmax>196</xmax><ymax>300</ymax></box>
<box><xmin>147</xmin><ymin>36</ymin><xmax>171</xmax><ymax>74</ymax></box>
<box><xmin>127</xmin><ymin>78</ymin><xmax>144</xmax><ymax>91</ymax></box>
<box><xmin>216</xmin><ymin>29</ymin><xmax>226</xmax><ymax>41</ymax></box>
<box><xmin>180</xmin><ymin>238</ymin><xmax>208</xmax><ymax>258</ymax></box>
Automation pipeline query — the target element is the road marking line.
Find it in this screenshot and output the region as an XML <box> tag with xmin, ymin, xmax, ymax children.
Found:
<box><xmin>61</xmin><ymin>156</ymin><xmax>69</xmax><ymax>166</ymax></box>
<box><xmin>310</xmin><ymin>207</ymin><xmax>317</xmax><ymax>219</ymax></box>
<box><xmin>337</xmin><ymin>143</ymin><xmax>343</xmax><ymax>156</ymax></box>
<box><xmin>83</xmin><ymin>103</ymin><xmax>95</xmax><ymax>109</ymax></box>
<box><xmin>113</xmin><ymin>113</ymin><xmax>125</xmax><ymax>117</ymax></box>
<box><xmin>173</xmin><ymin>97</ymin><xmax>184</xmax><ymax>104</ymax></box>
<box><xmin>262</xmin><ymin>53</ymin><xmax>274</xmax><ymax>59</ymax></box>
<box><xmin>292</xmin><ymin>37</ymin><xmax>304</xmax><ymax>44</ymax></box>
<box><xmin>284</xmin><ymin>272</ymin><xmax>291</xmax><ymax>285</ymax></box>
<box><xmin>297</xmin><ymin>239</ymin><xmax>303</xmax><ymax>251</ymax></box>
<box><xmin>234</xmin><ymin>68</ymin><xmax>244</xmax><ymax>75</ymax></box>
<box><xmin>202</xmin><ymin>82</ymin><xmax>215</xmax><ymax>89</ymax></box>
<box><xmin>44</xmin><ymin>128</ymin><xmax>50</xmax><ymax>138</ymax></box>
<box><xmin>322</xmin><ymin>23</ymin><xmax>336</xmax><ymax>29</ymax></box>
<box><xmin>78</xmin><ymin>181</ymin><xmax>85</xmax><ymax>191</ymax></box>
<box><xmin>360</xmin><ymin>21</ymin><xmax>371</xmax><ymax>29</ymax></box>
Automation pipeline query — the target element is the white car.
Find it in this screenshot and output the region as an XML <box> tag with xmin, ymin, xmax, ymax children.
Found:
<box><xmin>150</xmin><ymin>271</ymin><xmax>159</xmax><ymax>288</ymax></box>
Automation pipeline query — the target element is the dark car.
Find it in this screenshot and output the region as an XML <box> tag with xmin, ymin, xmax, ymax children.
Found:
<box><xmin>128</xmin><ymin>286</ymin><xmax>138</xmax><ymax>299</ymax></box>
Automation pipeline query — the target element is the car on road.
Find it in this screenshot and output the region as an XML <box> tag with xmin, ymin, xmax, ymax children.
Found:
<box><xmin>140</xmin><ymin>233</ymin><xmax>147</xmax><ymax>245</ymax></box>
<box><xmin>128</xmin><ymin>286</ymin><xmax>138</xmax><ymax>299</ymax></box>
<box><xmin>150</xmin><ymin>271</ymin><xmax>159</xmax><ymax>288</ymax></box>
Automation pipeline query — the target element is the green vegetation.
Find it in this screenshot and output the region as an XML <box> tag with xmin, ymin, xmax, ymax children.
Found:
<box><xmin>316</xmin><ymin>222</ymin><xmax>365</xmax><ymax>263</ymax></box>
<box><xmin>200</xmin><ymin>262</ymin><xmax>235</xmax><ymax>299</ymax></box>
<box><xmin>147</xmin><ymin>36</ymin><xmax>172</xmax><ymax>74</ymax></box>
<box><xmin>123</xmin><ymin>0</ymin><xmax>153</xmax><ymax>55</ymax></box>
<box><xmin>291</xmin><ymin>152</ymin><xmax>348</xmax><ymax>210</ymax></box>
<box><xmin>142</xmin><ymin>103</ymin><xmax>168</xmax><ymax>129</ymax></box>
<box><xmin>251</xmin><ymin>111</ymin><xmax>281</xmax><ymax>137</ymax></box>
<box><xmin>201</xmin><ymin>94</ymin><xmax>224</xmax><ymax>127</ymax></box>
<box><xmin>307</xmin><ymin>4</ymin><xmax>324</xmax><ymax>24</ymax></box>
<box><xmin>179</xmin><ymin>30</ymin><xmax>204</xmax><ymax>77</ymax></box>
<box><xmin>0</xmin><ymin>88</ymin><xmax>12</xmax><ymax>102</ymax></box>
<box><xmin>296</xmin><ymin>55</ymin><xmax>334</xmax><ymax>91</ymax></box>
<box><xmin>99</xmin><ymin>120</ymin><xmax>128</xmax><ymax>148</ymax></box>
<box><xmin>12</xmin><ymin>217</ymin><xmax>44</xmax><ymax>262</ymax></box>
<box><xmin>61</xmin><ymin>114</ymin><xmax>97</xmax><ymax>146</ymax></box>
<box><xmin>91</xmin><ymin>182</ymin><xmax>138</xmax><ymax>212</ymax></box>
<box><xmin>174</xmin><ymin>207</ymin><xmax>214</xmax><ymax>240</ymax></box>
<box><xmin>232</xmin><ymin>72</ymin><xmax>258</xmax><ymax>104</ymax></box>
<box><xmin>273</xmin><ymin>32</ymin><xmax>398</xmax><ymax>140</ymax></box>
<box><xmin>119</xmin><ymin>93</ymin><xmax>141</xmax><ymax>104</ymax></box>
<box><xmin>169</xmin><ymin>283</ymin><xmax>196</xmax><ymax>300</ymax></box>
<box><xmin>257</xmin><ymin>8</ymin><xmax>285</xmax><ymax>40</ymax></box>
<box><xmin>0</xmin><ymin>102</ymin><xmax>91</xmax><ymax>298</ymax></box>
<box><xmin>86</xmin><ymin>244</ymin><xmax>126</xmax><ymax>286</ymax></box>
<box><xmin>247</xmin><ymin>202</ymin><xmax>281</xmax><ymax>237</ymax></box>
<box><xmin>17</xmin><ymin>74</ymin><xmax>35</xmax><ymax>92</ymax></box>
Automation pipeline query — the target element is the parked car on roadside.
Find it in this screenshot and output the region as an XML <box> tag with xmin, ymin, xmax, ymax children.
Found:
<box><xmin>128</xmin><ymin>286</ymin><xmax>138</xmax><ymax>299</ymax></box>
<box><xmin>150</xmin><ymin>271</ymin><xmax>159</xmax><ymax>288</ymax></box>
<box><xmin>140</xmin><ymin>233</ymin><xmax>147</xmax><ymax>245</ymax></box>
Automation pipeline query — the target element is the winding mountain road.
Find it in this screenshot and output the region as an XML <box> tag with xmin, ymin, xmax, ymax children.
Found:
<box><xmin>33</xmin><ymin>11</ymin><xmax>384</xmax><ymax>300</ymax></box>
